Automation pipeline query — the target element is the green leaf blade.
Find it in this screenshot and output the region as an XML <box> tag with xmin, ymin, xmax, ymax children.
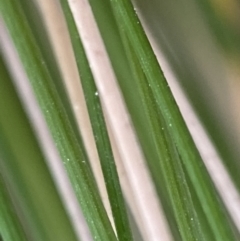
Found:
<box><xmin>0</xmin><ymin>1</ymin><xmax>117</xmax><ymax>240</ymax></box>
<box><xmin>107</xmin><ymin>0</ymin><xmax>239</xmax><ymax>240</ymax></box>
<box><xmin>60</xmin><ymin>1</ymin><xmax>134</xmax><ymax>241</ymax></box>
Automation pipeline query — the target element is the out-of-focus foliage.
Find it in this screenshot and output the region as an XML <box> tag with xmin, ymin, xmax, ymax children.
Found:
<box><xmin>135</xmin><ymin>0</ymin><xmax>240</xmax><ymax>190</ymax></box>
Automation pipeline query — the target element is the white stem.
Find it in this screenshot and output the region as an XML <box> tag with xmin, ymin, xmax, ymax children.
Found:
<box><xmin>67</xmin><ymin>1</ymin><xmax>173</xmax><ymax>241</ymax></box>
<box><xmin>33</xmin><ymin>0</ymin><xmax>115</xmax><ymax>230</ymax></box>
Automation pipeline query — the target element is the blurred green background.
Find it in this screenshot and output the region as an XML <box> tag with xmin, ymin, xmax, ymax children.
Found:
<box><xmin>134</xmin><ymin>0</ymin><xmax>240</xmax><ymax>189</ymax></box>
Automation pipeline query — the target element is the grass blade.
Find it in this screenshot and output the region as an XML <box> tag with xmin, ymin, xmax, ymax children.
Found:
<box><xmin>107</xmin><ymin>0</ymin><xmax>239</xmax><ymax>240</ymax></box>
<box><xmin>0</xmin><ymin>1</ymin><xmax>117</xmax><ymax>240</ymax></box>
<box><xmin>60</xmin><ymin>1</ymin><xmax>134</xmax><ymax>241</ymax></box>
<box><xmin>124</xmin><ymin>39</ymin><xmax>209</xmax><ymax>240</ymax></box>
<box><xmin>66</xmin><ymin>0</ymin><xmax>173</xmax><ymax>240</ymax></box>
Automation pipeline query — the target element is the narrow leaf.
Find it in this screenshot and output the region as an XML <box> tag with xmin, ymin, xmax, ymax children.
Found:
<box><xmin>60</xmin><ymin>1</ymin><xmax>134</xmax><ymax>241</ymax></box>
<box><xmin>108</xmin><ymin>0</ymin><xmax>238</xmax><ymax>240</ymax></box>
<box><xmin>0</xmin><ymin>1</ymin><xmax>117</xmax><ymax>240</ymax></box>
